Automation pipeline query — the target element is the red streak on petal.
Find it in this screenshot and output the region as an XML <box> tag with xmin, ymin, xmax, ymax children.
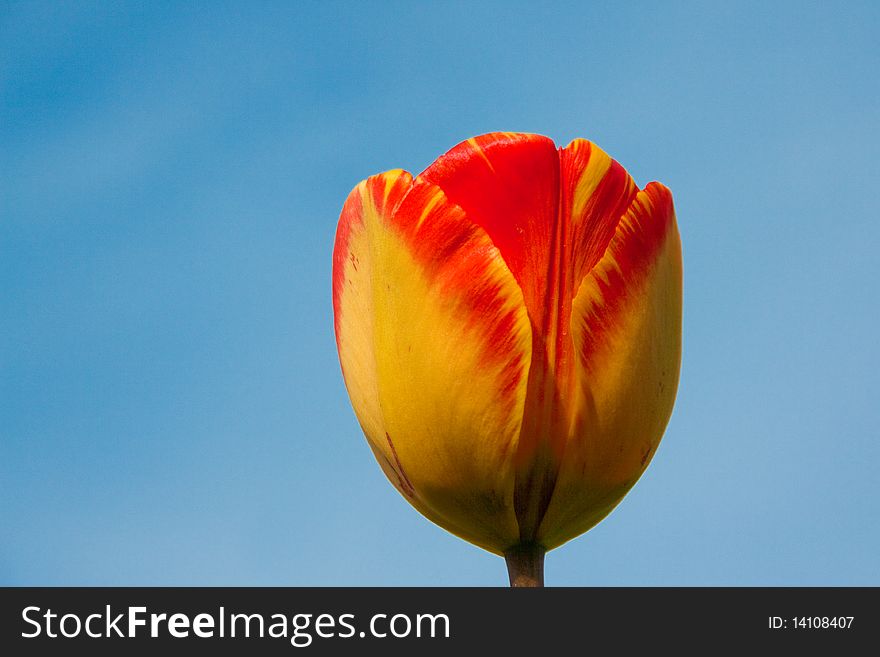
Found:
<box><xmin>420</xmin><ymin>133</ymin><xmax>560</xmax><ymax>333</ymax></box>
<box><xmin>391</xmin><ymin>180</ymin><xmax>530</xmax><ymax>417</ymax></box>
<box><xmin>577</xmin><ymin>182</ymin><xmax>676</xmax><ymax>367</ymax></box>
<box><xmin>332</xmin><ymin>171</ymin><xmax>412</xmax><ymax>345</ymax></box>
<box><xmin>385</xmin><ymin>431</ymin><xmax>416</xmax><ymax>498</ymax></box>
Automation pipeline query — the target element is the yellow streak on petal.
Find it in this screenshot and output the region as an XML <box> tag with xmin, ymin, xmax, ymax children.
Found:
<box><xmin>570</xmin><ymin>142</ymin><xmax>612</xmax><ymax>222</ymax></box>
<box><xmin>382</xmin><ymin>168</ymin><xmax>407</xmax><ymax>204</ymax></box>
<box><xmin>415</xmin><ymin>190</ymin><xmax>444</xmax><ymax>229</ymax></box>
<box><xmin>467</xmin><ymin>137</ymin><xmax>497</xmax><ymax>172</ymax></box>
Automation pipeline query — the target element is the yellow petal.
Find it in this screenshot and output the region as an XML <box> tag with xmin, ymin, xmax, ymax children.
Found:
<box><xmin>332</xmin><ymin>171</ymin><xmax>533</xmax><ymax>553</ymax></box>
<box><xmin>537</xmin><ymin>183</ymin><xmax>683</xmax><ymax>549</ymax></box>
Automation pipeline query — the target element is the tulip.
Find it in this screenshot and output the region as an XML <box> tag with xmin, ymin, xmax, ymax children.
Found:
<box><xmin>332</xmin><ymin>132</ymin><xmax>681</xmax><ymax>586</ymax></box>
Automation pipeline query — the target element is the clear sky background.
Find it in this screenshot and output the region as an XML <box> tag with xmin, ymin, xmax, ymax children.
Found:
<box><xmin>2</xmin><ymin>1</ymin><xmax>878</xmax><ymax>586</ymax></box>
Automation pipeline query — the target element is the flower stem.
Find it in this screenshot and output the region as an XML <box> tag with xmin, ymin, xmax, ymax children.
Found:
<box><xmin>504</xmin><ymin>543</ymin><xmax>545</xmax><ymax>587</ymax></box>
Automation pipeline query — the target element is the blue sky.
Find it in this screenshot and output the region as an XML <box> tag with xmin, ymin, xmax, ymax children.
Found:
<box><xmin>2</xmin><ymin>1</ymin><xmax>878</xmax><ymax>585</ymax></box>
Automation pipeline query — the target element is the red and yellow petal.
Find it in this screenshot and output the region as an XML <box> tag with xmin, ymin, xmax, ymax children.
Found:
<box><xmin>537</xmin><ymin>182</ymin><xmax>683</xmax><ymax>549</ymax></box>
<box><xmin>512</xmin><ymin>139</ymin><xmax>645</xmax><ymax>540</ymax></box>
<box><xmin>561</xmin><ymin>139</ymin><xmax>639</xmax><ymax>283</ymax></box>
<box><xmin>332</xmin><ymin>171</ymin><xmax>533</xmax><ymax>554</ymax></box>
<box><xmin>420</xmin><ymin>133</ymin><xmax>570</xmax><ymax>543</ymax></box>
<box><xmin>419</xmin><ymin>132</ymin><xmax>560</xmax><ymax>331</ymax></box>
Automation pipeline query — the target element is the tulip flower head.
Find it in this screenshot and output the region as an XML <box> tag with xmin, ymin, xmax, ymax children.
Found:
<box><xmin>332</xmin><ymin>133</ymin><xmax>681</xmax><ymax>586</ymax></box>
